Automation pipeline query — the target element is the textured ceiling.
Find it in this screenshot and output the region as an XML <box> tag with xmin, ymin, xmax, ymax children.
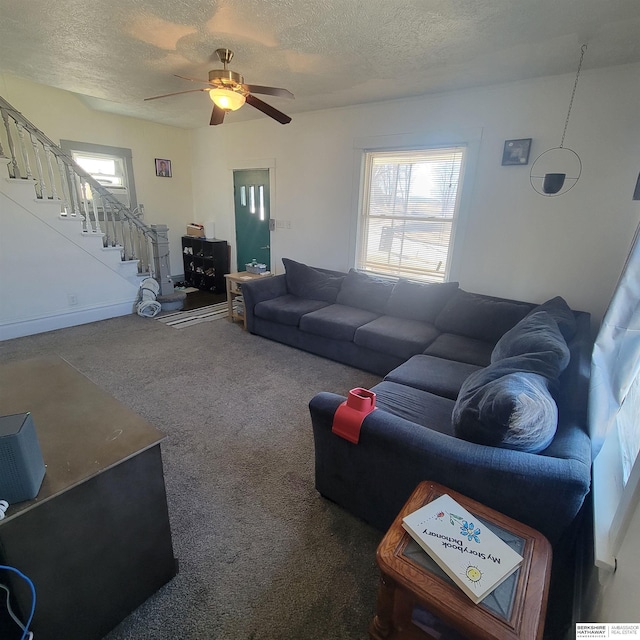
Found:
<box><xmin>1</xmin><ymin>0</ymin><xmax>639</xmax><ymax>129</ymax></box>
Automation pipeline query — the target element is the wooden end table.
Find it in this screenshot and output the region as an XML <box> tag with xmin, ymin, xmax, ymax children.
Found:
<box><xmin>224</xmin><ymin>271</ymin><xmax>272</xmax><ymax>330</ymax></box>
<box><xmin>370</xmin><ymin>481</ymin><xmax>552</xmax><ymax>640</ymax></box>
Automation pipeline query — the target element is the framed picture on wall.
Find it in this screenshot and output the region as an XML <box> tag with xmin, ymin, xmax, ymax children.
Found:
<box><xmin>502</xmin><ymin>139</ymin><xmax>532</xmax><ymax>166</ymax></box>
<box><xmin>155</xmin><ymin>158</ymin><xmax>172</xmax><ymax>177</ymax></box>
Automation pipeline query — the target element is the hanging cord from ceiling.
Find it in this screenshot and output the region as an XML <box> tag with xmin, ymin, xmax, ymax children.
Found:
<box><xmin>560</xmin><ymin>44</ymin><xmax>587</xmax><ymax>149</ymax></box>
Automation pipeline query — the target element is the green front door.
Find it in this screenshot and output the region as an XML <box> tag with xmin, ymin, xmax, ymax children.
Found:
<box><xmin>233</xmin><ymin>169</ymin><xmax>271</xmax><ymax>272</ymax></box>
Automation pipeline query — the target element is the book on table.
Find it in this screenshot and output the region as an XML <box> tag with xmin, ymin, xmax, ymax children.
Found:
<box><xmin>402</xmin><ymin>493</ymin><xmax>524</xmax><ymax>604</ymax></box>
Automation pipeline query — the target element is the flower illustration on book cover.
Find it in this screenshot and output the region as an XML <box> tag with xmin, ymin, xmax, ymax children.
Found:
<box><xmin>460</xmin><ymin>520</ymin><xmax>481</xmax><ymax>543</ymax></box>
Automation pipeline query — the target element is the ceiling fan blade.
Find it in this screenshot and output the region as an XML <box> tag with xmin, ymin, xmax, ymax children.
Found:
<box><xmin>244</xmin><ymin>84</ymin><xmax>294</xmax><ymax>99</ymax></box>
<box><xmin>245</xmin><ymin>94</ymin><xmax>292</xmax><ymax>124</ymax></box>
<box><xmin>210</xmin><ymin>104</ymin><xmax>226</xmax><ymax>125</ymax></box>
<box><xmin>174</xmin><ymin>74</ymin><xmax>211</xmax><ymax>85</ymax></box>
<box><xmin>144</xmin><ymin>88</ymin><xmax>208</xmax><ymax>101</ymax></box>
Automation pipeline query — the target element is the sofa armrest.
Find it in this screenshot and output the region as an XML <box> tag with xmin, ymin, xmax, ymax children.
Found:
<box><xmin>310</xmin><ymin>391</ymin><xmax>590</xmax><ymax>545</ymax></box>
<box><xmin>241</xmin><ymin>274</ymin><xmax>287</xmax><ymax>333</ymax></box>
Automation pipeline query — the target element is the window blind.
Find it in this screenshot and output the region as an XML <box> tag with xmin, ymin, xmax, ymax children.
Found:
<box><xmin>358</xmin><ymin>147</ymin><xmax>465</xmax><ymax>282</ymax></box>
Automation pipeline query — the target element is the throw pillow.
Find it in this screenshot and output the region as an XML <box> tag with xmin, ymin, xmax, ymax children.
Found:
<box><xmin>385</xmin><ymin>279</ymin><xmax>459</xmax><ymax>324</ymax></box>
<box><xmin>490</xmin><ymin>310</ymin><xmax>570</xmax><ymax>375</ymax></box>
<box><xmin>434</xmin><ymin>290</ymin><xmax>533</xmax><ymax>344</ymax></box>
<box><xmin>452</xmin><ymin>370</ymin><xmax>558</xmax><ymax>453</ymax></box>
<box><xmin>282</xmin><ymin>258</ymin><xmax>344</xmax><ymax>303</ymax></box>
<box><xmin>335</xmin><ymin>269</ymin><xmax>396</xmax><ymax>314</ymax></box>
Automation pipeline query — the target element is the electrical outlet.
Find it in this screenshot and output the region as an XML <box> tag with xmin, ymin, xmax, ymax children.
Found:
<box><xmin>276</xmin><ymin>220</ymin><xmax>285</xmax><ymax>229</ymax></box>
<box><xmin>68</xmin><ymin>293</ymin><xmax>78</xmax><ymax>306</ymax></box>
<box><xmin>285</xmin><ymin>221</ymin><xmax>291</xmax><ymax>229</ymax></box>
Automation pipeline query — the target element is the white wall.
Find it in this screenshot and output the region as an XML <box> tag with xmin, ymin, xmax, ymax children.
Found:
<box><xmin>0</xmin><ymin>181</ymin><xmax>140</xmax><ymax>339</ymax></box>
<box><xmin>588</xmin><ymin>497</ymin><xmax>640</xmax><ymax>622</ymax></box>
<box><xmin>0</xmin><ymin>73</ymin><xmax>194</xmax><ymax>276</ymax></box>
<box><xmin>191</xmin><ymin>62</ymin><xmax>640</xmax><ymax>328</ymax></box>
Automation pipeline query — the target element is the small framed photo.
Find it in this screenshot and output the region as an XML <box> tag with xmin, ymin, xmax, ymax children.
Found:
<box><xmin>502</xmin><ymin>139</ymin><xmax>532</xmax><ymax>166</ymax></box>
<box><xmin>155</xmin><ymin>158</ymin><xmax>172</xmax><ymax>177</ymax></box>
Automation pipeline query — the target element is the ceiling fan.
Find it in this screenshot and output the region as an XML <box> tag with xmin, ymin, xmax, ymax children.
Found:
<box><xmin>145</xmin><ymin>48</ymin><xmax>294</xmax><ymax>125</ymax></box>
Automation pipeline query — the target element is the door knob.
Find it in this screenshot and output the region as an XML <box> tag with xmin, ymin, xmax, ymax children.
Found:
<box><xmin>261</xmin><ymin>245</ymin><xmax>270</xmax><ymax>250</ymax></box>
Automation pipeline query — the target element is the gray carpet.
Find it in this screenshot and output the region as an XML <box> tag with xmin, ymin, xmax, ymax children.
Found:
<box><xmin>0</xmin><ymin>314</ymin><xmax>383</xmax><ymax>639</ymax></box>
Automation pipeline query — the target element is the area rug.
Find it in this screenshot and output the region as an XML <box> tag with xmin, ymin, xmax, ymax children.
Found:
<box><xmin>156</xmin><ymin>301</ymin><xmax>228</xmax><ymax>328</ymax></box>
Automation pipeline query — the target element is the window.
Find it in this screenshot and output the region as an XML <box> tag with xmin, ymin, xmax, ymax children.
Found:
<box><xmin>73</xmin><ymin>152</ymin><xmax>126</xmax><ymax>188</ymax></box>
<box><xmin>357</xmin><ymin>147</ymin><xmax>465</xmax><ymax>282</ymax></box>
<box><xmin>60</xmin><ymin>140</ymin><xmax>137</xmax><ymax>212</ymax></box>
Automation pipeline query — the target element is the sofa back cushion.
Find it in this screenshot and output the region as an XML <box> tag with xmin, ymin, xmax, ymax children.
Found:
<box><xmin>434</xmin><ymin>290</ymin><xmax>533</xmax><ymax>343</ymax></box>
<box><xmin>336</xmin><ymin>269</ymin><xmax>396</xmax><ymax>314</ymax></box>
<box><xmin>491</xmin><ymin>310</ymin><xmax>570</xmax><ymax>373</ymax></box>
<box><xmin>282</xmin><ymin>258</ymin><xmax>344</xmax><ymax>303</ymax></box>
<box><xmin>385</xmin><ymin>279</ymin><xmax>459</xmax><ymax>323</ymax></box>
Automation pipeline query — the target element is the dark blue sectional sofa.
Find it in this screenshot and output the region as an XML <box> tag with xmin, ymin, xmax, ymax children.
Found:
<box><xmin>241</xmin><ymin>259</ymin><xmax>593</xmax><ymax>545</ymax></box>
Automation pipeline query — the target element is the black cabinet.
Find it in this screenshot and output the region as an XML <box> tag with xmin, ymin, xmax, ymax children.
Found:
<box><xmin>181</xmin><ymin>236</ymin><xmax>229</xmax><ymax>292</ymax></box>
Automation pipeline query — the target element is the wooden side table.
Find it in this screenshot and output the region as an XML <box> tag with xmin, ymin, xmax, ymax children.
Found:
<box><xmin>224</xmin><ymin>271</ymin><xmax>272</xmax><ymax>330</ymax></box>
<box><xmin>370</xmin><ymin>481</ymin><xmax>552</xmax><ymax>640</ymax></box>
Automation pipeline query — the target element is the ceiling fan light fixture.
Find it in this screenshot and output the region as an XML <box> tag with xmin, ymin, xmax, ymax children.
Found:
<box><xmin>209</xmin><ymin>88</ymin><xmax>246</xmax><ymax>111</ymax></box>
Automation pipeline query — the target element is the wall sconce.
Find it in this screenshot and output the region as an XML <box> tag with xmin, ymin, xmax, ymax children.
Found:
<box><xmin>531</xmin><ymin>44</ymin><xmax>587</xmax><ymax>197</ymax></box>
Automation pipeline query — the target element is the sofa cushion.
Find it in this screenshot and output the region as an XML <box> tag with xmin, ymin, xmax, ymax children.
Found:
<box><xmin>336</xmin><ymin>269</ymin><xmax>395</xmax><ymax>314</ymax></box>
<box><xmin>423</xmin><ymin>333</ymin><xmax>495</xmax><ymax>367</ymax></box>
<box><xmin>385</xmin><ymin>279</ymin><xmax>459</xmax><ymax>324</ymax></box>
<box><xmin>254</xmin><ymin>295</ymin><xmax>329</xmax><ymax>326</ymax></box>
<box><xmin>370</xmin><ymin>381</ymin><xmax>456</xmax><ymax>435</ymax></box>
<box><xmin>491</xmin><ymin>311</ymin><xmax>570</xmax><ymax>372</ymax></box>
<box><xmin>527</xmin><ymin>296</ymin><xmax>577</xmax><ymax>342</ymax></box>
<box><xmin>354</xmin><ymin>316</ymin><xmax>440</xmax><ymax>361</ymax></box>
<box><xmin>282</xmin><ymin>258</ymin><xmax>344</xmax><ymax>303</ymax></box>
<box><xmin>384</xmin><ymin>355</ymin><xmax>482</xmax><ymax>400</ymax></box>
<box><xmin>299</xmin><ymin>304</ymin><xmax>379</xmax><ymax>341</ymax></box>
<box><xmin>434</xmin><ymin>290</ymin><xmax>533</xmax><ymax>343</ymax></box>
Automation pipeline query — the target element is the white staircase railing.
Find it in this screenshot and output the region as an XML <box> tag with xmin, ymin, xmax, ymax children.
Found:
<box><xmin>0</xmin><ymin>96</ymin><xmax>172</xmax><ymax>293</ymax></box>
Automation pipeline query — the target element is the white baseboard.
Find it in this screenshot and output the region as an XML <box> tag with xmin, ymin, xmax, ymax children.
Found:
<box><xmin>0</xmin><ymin>300</ymin><xmax>137</xmax><ymax>341</ymax></box>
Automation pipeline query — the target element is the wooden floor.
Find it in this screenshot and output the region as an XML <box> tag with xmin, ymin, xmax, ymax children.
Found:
<box><xmin>182</xmin><ymin>289</ymin><xmax>226</xmax><ymax>311</ymax></box>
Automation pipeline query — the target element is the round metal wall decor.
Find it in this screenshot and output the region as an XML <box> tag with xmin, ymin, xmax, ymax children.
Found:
<box><xmin>530</xmin><ymin>147</ymin><xmax>582</xmax><ymax>197</ymax></box>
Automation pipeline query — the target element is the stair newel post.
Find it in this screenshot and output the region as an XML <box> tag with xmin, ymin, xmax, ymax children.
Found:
<box><xmin>15</xmin><ymin>122</ymin><xmax>34</xmax><ymax>181</ymax></box>
<box><xmin>1</xmin><ymin>108</ymin><xmax>21</xmax><ymax>178</ymax></box>
<box><xmin>29</xmin><ymin>132</ymin><xmax>46</xmax><ymax>199</ymax></box>
<box><xmin>43</xmin><ymin>145</ymin><xmax>58</xmax><ymax>199</ymax></box>
<box><xmin>151</xmin><ymin>224</ymin><xmax>173</xmax><ymax>295</ymax></box>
